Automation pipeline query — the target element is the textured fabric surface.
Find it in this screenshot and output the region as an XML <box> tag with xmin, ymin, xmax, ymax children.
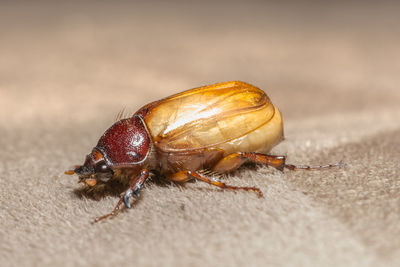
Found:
<box><xmin>1</xmin><ymin>2</ymin><xmax>400</xmax><ymax>266</ymax></box>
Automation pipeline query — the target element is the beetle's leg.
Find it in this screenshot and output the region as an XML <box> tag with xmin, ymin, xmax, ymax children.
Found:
<box><xmin>282</xmin><ymin>160</ymin><xmax>345</xmax><ymax>171</ymax></box>
<box><xmin>94</xmin><ymin>169</ymin><xmax>149</xmax><ymax>223</ymax></box>
<box><xmin>212</xmin><ymin>152</ymin><xmax>285</xmax><ymax>172</ymax></box>
<box><xmin>212</xmin><ymin>152</ymin><xmax>344</xmax><ymax>173</ymax></box>
<box><xmin>169</xmin><ymin>170</ymin><xmax>263</xmax><ymax>197</ymax></box>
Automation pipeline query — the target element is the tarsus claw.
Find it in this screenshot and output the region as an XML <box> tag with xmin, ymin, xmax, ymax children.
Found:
<box><xmin>123</xmin><ymin>189</ymin><xmax>133</xmax><ymax>208</ymax></box>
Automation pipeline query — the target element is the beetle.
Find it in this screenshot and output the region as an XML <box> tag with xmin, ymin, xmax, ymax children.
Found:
<box><xmin>66</xmin><ymin>81</ymin><xmax>342</xmax><ymax>222</ymax></box>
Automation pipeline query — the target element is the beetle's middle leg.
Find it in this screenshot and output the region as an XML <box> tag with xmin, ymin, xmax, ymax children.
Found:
<box><xmin>212</xmin><ymin>152</ymin><xmax>344</xmax><ymax>173</ymax></box>
<box><xmin>168</xmin><ymin>170</ymin><xmax>263</xmax><ymax>197</ymax></box>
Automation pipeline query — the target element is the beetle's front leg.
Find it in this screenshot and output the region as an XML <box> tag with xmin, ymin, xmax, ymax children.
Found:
<box><xmin>94</xmin><ymin>169</ymin><xmax>149</xmax><ymax>223</ymax></box>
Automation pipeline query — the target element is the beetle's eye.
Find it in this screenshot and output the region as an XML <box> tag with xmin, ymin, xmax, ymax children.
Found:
<box><xmin>95</xmin><ymin>162</ymin><xmax>111</xmax><ymax>173</ymax></box>
<box><xmin>100</xmin><ymin>164</ymin><xmax>108</xmax><ymax>172</ymax></box>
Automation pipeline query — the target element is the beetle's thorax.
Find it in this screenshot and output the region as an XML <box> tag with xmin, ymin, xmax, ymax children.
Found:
<box><xmin>95</xmin><ymin>116</ymin><xmax>153</xmax><ymax>168</ymax></box>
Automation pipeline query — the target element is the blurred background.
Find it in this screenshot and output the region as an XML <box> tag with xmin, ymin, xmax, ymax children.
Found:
<box><xmin>1</xmin><ymin>1</ymin><xmax>400</xmax><ymax>266</ymax></box>
<box><xmin>1</xmin><ymin>1</ymin><xmax>399</xmax><ymax>127</ymax></box>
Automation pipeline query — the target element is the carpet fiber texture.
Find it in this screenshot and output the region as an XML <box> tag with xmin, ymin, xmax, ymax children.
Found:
<box><xmin>1</xmin><ymin>2</ymin><xmax>400</xmax><ymax>266</ymax></box>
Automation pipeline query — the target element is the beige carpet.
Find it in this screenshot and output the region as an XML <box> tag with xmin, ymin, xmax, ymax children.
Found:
<box><xmin>1</xmin><ymin>1</ymin><xmax>400</xmax><ymax>266</ymax></box>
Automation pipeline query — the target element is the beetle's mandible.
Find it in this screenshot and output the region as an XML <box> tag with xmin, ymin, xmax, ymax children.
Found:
<box><xmin>65</xmin><ymin>81</ymin><xmax>343</xmax><ymax>222</ymax></box>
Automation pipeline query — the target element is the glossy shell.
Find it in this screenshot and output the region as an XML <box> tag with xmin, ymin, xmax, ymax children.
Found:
<box><xmin>96</xmin><ymin>116</ymin><xmax>151</xmax><ymax>166</ymax></box>
<box><xmin>139</xmin><ymin>81</ymin><xmax>283</xmax><ymax>156</ymax></box>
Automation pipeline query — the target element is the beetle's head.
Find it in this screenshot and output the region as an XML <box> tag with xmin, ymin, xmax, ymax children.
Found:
<box><xmin>67</xmin><ymin>149</ymin><xmax>114</xmax><ymax>186</ymax></box>
<box><xmin>65</xmin><ymin>116</ymin><xmax>151</xmax><ymax>186</ymax></box>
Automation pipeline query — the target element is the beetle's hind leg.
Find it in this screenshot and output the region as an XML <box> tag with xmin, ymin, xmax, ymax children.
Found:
<box><xmin>168</xmin><ymin>170</ymin><xmax>263</xmax><ymax>197</ymax></box>
<box><xmin>212</xmin><ymin>152</ymin><xmax>344</xmax><ymax>173</ymax></box>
